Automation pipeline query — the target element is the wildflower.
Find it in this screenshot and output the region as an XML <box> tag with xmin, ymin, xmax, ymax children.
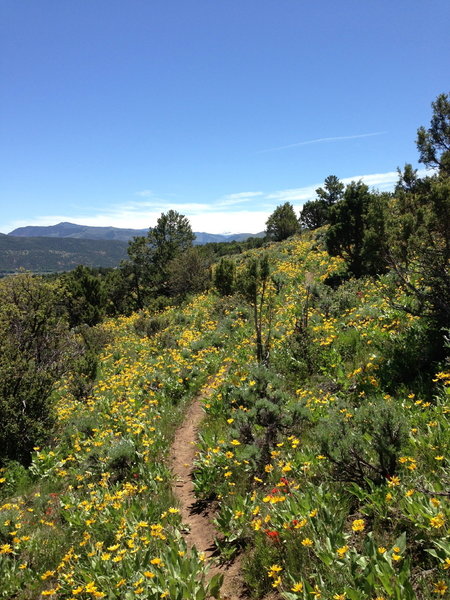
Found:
<box><xmin>301</xmin><ymin>537</ymin><xmax>313</xmax><ymax>546</ymax></box>
<box><xmin>267</xmin><ymin>564</ymin><xmax>282</xmax><ymax>577</ymax></box>
<box><xmin>41</xmin><ymin>570</ymin><xmax>55</xmax><ymax>580</ymax></box>
<box><xmin>378</xmin><ymin>546</ymin><xmax>387</xmax><ymax>554</ymax></box>
<box><xmin>443</xmin><ymin>558</ymin><xmax>450</xmax><ymax>570</ymax></box>
<box><xmin>291</xmin><ymin>582</ymin><xmax>303</xmax><ymax>592</ymax></box>
<box><xmin>310</xmin><ymin>584</ymin><xmax>322</xmax><ymax>598</ymax></box>
<box><xmin>387</xmin><ymin>476</ymin><xmax>400</xmax><ymax>487</ymax></box>
<box><xmin>144</xmin><ymin>571</ymin><xmax>155</xmax><ymax>578</ymax></box>
<box><xmin>430</xmin><ymin>513</ymin><xmax>445</xmax><ymax>529</ymax></box>
<box><xmin>293</xmin><ymin>518</ymin><xmax>307</xmax><ymax>529</ymax></box>
<box><xmin>351</xmin><ymin>519</ymin><xmax>365</xmax><ymax>532</ymax></box>
<box><xmin>333</xmin><ymin>594</ymin><xmax>347</xmax><ymax>600</ymax></box>
<box><xmin>336</xmin><ymin>545</ymin><xmax>349</xmax><ymax>557</ymax></box>
<box><xmin>272</xmin><ymin>576</ymin><xmax>282</xmax><ymax>588</ymax></box>
<box><xmin>433</xmin><ymin>580</ymin><xmax>448</xmax><ymax>595</ymax></box>
<box><xmin>72</xmin><ymin>586</ymin><xmax>85</xmax><ymax>595</ymax></box>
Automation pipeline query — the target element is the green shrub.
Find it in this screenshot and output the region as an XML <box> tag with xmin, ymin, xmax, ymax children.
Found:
<box><xmin>317</xmin><ymin>397</ymin><xmax>408</xmax><ymax>487</ymax></box>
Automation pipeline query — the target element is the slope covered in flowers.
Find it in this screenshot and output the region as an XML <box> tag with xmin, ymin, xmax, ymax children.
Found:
<box><xmin>0</xmin><ymin>233</ymin><xmax>448</xmax><ymax>600</ymax></box>
<box><xmin>0</xmin><ymin>294</ymin><xmax>231</xmax><ymax>599</ymax></box>
<box><xmin>193</xmin><ymin>236</ymin><xmax>449</xmax><ymax>600</ymax></box>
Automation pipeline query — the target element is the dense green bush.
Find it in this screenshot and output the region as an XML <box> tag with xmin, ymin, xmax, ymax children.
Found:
<box><xmin>317</xmin><ymin>397</ymin><xmax>408</xmax><ymax>487</ymax></box>
<box><xmin>0</xmin><ymin>274</ymin><xmax>76</xmax><ymax>465</ymax></box>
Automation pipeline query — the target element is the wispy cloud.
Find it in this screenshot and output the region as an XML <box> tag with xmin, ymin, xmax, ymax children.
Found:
<box><xmin>259</xmin><ymin>131</ymin><xmax>387</xmax><ymax>153</ymax></box>
<box><xmin>135</xmin><ymin>189</ymin><xmax>154</xmax><ymax>197</ymax></box>
<box><xmin>217</xmin><ymin>191</ymin><xmax>263</xmax><ymax>207</ymax></box>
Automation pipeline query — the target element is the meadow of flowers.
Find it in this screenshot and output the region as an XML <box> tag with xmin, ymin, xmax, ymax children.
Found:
<box><xmin>193</xmin><ymin>237</ymin><xmax>449</xmax><ymax>599</ymax></box>
<box><xmin>0</xmin><ymin>233</ymin><xmax>448</xmax><ymax>599</ymax></box>
<box><xmin>0</xmin><ymin>294</ymin><xmax>229</xmax><ymax>599</ymax></box>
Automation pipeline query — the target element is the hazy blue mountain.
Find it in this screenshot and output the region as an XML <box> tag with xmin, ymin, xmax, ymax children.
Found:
<box><xmin>8</xmin><ymin>222</ymin><xmax>264</xmax><ymax>244</ymax></box>
<box><xmin>0</xmin><ymin>235</ymin><xmax>128</xmax><ymax>274</ymax></box>
<box><xmin>8</xmin><ymin>222</ymin><xmax>149</xmax><ymax>241</ymax></box>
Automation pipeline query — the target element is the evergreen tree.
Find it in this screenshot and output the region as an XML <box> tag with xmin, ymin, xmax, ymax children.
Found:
<box><xmin>214</xmin><ymin>257</ymin><xmax>236</xmax><ymax>296</ymax></box>
<box><xmin>124</xmin><ymin>210</ymin><xmax>195</xmax><ymax>304</ymax></box>
<box><xmin>325</xmin><ymin>181</ymin><xmax>387</xmax><ymax>277</ymax></box>
<box><xmin>265</xmin><ymin>202</ymin><xmax>299</xmax><ymax>241</ymax></box>
<box><xmin>300</xmin><ymin>175</ymin><xmax>344</xmax><ymax>230</ymax></box>
<box><xmin>416</xmin><ymin>92</ymin><xmax>450</xmax><ymax>175</ymax></box>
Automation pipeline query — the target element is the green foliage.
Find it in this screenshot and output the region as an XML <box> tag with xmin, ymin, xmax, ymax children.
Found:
<box><xmin>326</xmin><ymin>181</ymin><xmax>388</xmax><ymax>277</ymax></box>
<box><xmin>416</xmin><ymin>91</ymin><xmax>450</xmax><ymax>175</ymax></box>
<box><xmin>213</xmin><ymin>256</ymin><xmax>236</xmax><ymax>296</ymax></box>
<box><xmin>167</xmin><ymin>246</ymin><xmax>211</xmax><ymax>298</ymax></box>
<box><xmin>240</xmin><ymin>254</ymin><xmax>274</xmax><ymax>364</ymax></box>
<box><xmin>68</xmin><ymin>325</ymin><xmax>112</xmax><ymax>401</ymax></box>
<box><xmin>133</xmin><ymin>312</ymin><xmax>169</xmax><ymax>337</ymax></box>
<box><xmin>124</xmin><ymin>210</ymin><xmax>196</xmax><ymax>306</ymax></box>
<box><xmin>0</xmin><ymin>274</ymin><xmax>74</xmax><ymax>465</ymax></box>
<box><xmin>265</xmin><ymin>202</ymin><xmax>299</xmax><ymax>241</ymax></box>
<box><xmin>318</xmin><ymin>398</ymin><xmax>408</xmax><ymax>487</ymax></box>
<box><xmin>300</xmin><ymin>175</ymin><xmax>344</xmax><ymax>230</ymax></box>
<box><xmin>386</xmin><ymin>174</ymin><xmax>450</xmax><ymax>334</ymax></box>
<box><xmin>61</xmin><ymin>265</ymin><xmax>106</xmax><ymax>327</ymax></box>
<box><xmin>299</xmin><ymin>198</ymin><xmax>329</xmax><ymax>230</ymax></box>
<box><xmin>230</xmin><ymin>366</ymin><xmax>296</xmax><ymax>476</ymax></box>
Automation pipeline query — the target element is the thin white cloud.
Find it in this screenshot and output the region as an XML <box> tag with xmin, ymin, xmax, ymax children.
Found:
<box><xmin>135</xmin><ymin>189</ymin><xmax>154</xmax><ymax>197</ymax></box>
<box><xmin>217</xmin><ymin>192</ymin><xmax>264</xmax><ymax>207</ymax></box>
<box><xmin>259</xmin><ymin>131</ymin><xmax>387</xmax><ymax>153</ymax></box>
<box><xmin>222</xmin><ymin>192</ymin><xmax>263</xmax><ymax>200</ymax></box>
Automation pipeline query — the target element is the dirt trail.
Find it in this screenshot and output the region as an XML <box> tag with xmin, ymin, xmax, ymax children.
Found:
<box><xmin>170</xmin><ymin>383</ymin><xmax>245</xmax><ymax>600</ymax></box>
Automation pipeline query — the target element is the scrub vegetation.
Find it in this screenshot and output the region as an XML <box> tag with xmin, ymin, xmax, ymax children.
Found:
<box><xmin>0</xmin><ymin>93</ymin><xmax>448</xmax><ymax>600</ymax></box>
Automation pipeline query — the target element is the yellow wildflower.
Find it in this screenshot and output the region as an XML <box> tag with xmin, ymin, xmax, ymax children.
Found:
<box><xmin>291</xmin><ymin>582</ymin><xmax>303</xmax><ymax>592</ymax></box>
<box><xmin>433</xmin><ymin>580</ymin><xmax>448</xmax><ymax>595</ymax></box>
<box><xmin>430</xmin><ymin>513</ymin><xmax>445</xmax><ymax>529</ymax></box>
<box><xmin>336</xmin><ymin>545</ymin><xmax>349</xmax><ymax>557</ymax></box>
<box><xmin>351</xmin><ymin>519</ymin><xmax>365</xmax><ymax>532</ymax></box>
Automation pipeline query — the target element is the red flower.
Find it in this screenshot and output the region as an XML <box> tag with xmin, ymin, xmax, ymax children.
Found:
<box><xmin>264</xmin><ymin>529</ymin><xmax>280</xmax><ymax>542</ymax></box>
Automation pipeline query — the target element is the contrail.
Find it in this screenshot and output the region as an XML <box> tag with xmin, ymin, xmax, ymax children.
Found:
<box><xmin>259</xmin><ymin>131</ymin><xmax>387</xmax><ymax>153</ymax></box>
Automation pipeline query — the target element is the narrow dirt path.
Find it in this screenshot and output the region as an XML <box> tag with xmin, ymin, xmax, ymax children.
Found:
<box><xmin>170</xmin><ymin>382</ymin><xmax>245</xmax><ymax>600</ymax></box>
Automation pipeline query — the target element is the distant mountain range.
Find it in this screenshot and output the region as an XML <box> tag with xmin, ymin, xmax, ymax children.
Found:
<box><xmin>8</xmin><ymin>222</ymin><xmax>263</xmax><ymax>244</ymax></box>
<box><xmin>0</xmin><ymin>234</ymin><xmax>128</xmax><ymax>274</ymax></box>
<box><xmin>0</xmin><ymin>222</ymin><xmax>264</xmax><ymax>274</ymax></box>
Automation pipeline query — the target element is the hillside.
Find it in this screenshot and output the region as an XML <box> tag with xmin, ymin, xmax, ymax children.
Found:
<box><xmin>8</xmin><ymin>222</ymin><xmax>263</xmax><ymax>244</ymax></box>
<box><xmin>0</xmin><ymin>235</ymin><xmax>128</xmax><ymax>273</ymax></box>
<box><xmin>0</xmin><ymin>231</ymin><xmax>448</xmax><ymax>600</ymax></box>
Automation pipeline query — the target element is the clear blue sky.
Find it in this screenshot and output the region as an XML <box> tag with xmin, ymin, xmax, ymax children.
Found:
<box><xmin>1</xmin><ymin>0</ymin><xmax>449</xmax><ymax>234</ymax></box>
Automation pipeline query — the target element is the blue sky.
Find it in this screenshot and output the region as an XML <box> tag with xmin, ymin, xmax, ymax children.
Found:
<box><xmin>1</xmin><ymin>0</ymin><xmax>449</xmax><ymax>234</ymax></box>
